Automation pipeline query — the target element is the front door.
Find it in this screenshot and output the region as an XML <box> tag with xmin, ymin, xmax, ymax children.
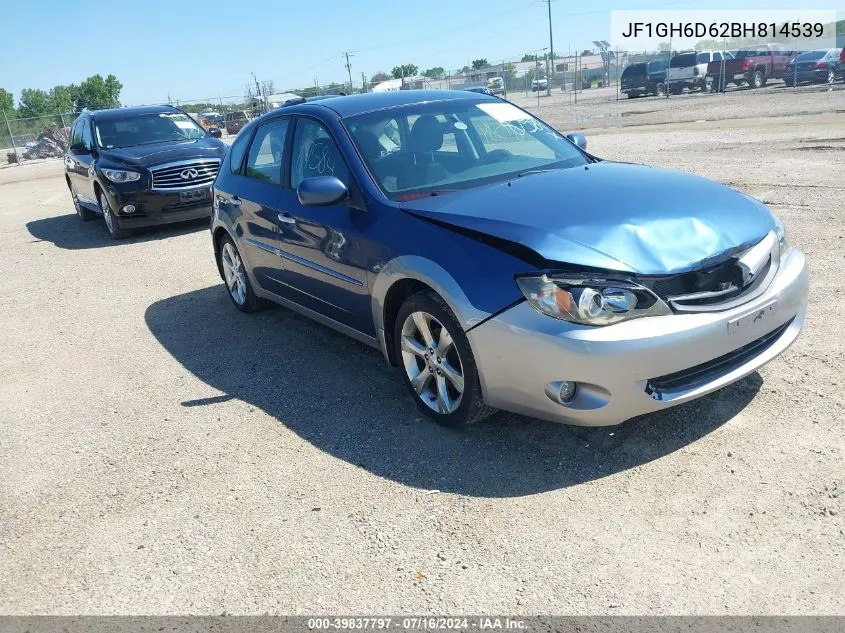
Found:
<box><xmin>274</xmin><ymin>117</ymin><xmax>373</xmax><ymax>336</ymax></box>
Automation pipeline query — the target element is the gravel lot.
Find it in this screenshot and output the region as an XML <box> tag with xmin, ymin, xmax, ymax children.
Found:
<box><xmin>1</xmin><ymin>86</ymin><xmax>843</xmax><ymax>615</ymax></box>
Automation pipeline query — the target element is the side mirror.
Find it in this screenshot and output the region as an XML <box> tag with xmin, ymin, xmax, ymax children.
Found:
<box><xmin>297</xmin><ymin>176</ymin><xmax>348</xmax><ymax>207</ymax></box>
<box><xmin>566</xmin><ymin>133</ymin><xmax>587</xmax><ymax>151</ymax></box>
<box><xmin>69</xmin><ymin>142</ymin><xmax>89</xmax><ymax>155</ymax></box>
<box><xmin>208</xmin><ymin>127</ymin><xmax>223</xmax><ymax>139</ymax></box>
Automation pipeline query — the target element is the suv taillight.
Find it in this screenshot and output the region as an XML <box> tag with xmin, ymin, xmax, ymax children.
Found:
<box><xmin>741</xmin><ymin>59</ymin><xmax>751</xmax><ymax>70</ymax></box>
<box><xmin>816</xmin><ymin>61</ymin><xmax>826</xmax><ymax>69</ymax></box>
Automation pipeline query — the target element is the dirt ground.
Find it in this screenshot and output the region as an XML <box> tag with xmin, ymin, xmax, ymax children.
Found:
<box><xmin>0</xmin><ymin>86</ymin><xmax>843</xmax><ymax>615</ymax></box>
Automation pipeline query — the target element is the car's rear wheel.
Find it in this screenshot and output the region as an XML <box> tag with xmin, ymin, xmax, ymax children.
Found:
<box><xmin>219</xmin><ymin>235</ymin><xmax>269</xmax><ymax>313</ymax></box>
<box><xmin>69</xmin><ymin>182</ymin><xmax>96</xmax><ymax>221</ymax></box>
<box><xmin>394</xmin><ymin>291</ymin><xmax>496</xmax><ymax>427</ymax></box>
<box><xmin>655</xmin><ymin>82</ymin><xmax>667</xmax><ymax>96</ymax></box>
<box><xmin>99</xmin><ymin>190</ymin><xmax>130</xmax><ymax>239</ymax></box>
<box><xmin>751</xmin><ymin>70</ymin><xmax>765</xmax><ymax>88</ymax></box>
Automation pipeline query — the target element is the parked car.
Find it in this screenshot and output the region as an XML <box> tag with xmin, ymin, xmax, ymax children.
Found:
<box><xmin>64</xmin><ymin>105</ymin><xmax>226</xmax><ymax>239</ymax></box>
<box><xmin>708</xmin><ymin>43</ymin><xmax>793</xmax><ymax>91</ymax></box>
<box><xmin>667</xmin><ymin>50</ymin><xmax>732</xmax><ymax>93</ymax></box>
<box><xmin>531</xmin><ymin>77</ymin><xmax>548</xmax><ymax>91</ymax></box>
<box><xmin>464</xmin><ymin>86</ymin><xmax>493</xmax><ymax>95</ymax></box>
<box><xmin>486</xmin><ymin>77</ymin><xmax>505</xmax><ymax>94</ymax></box>
<box><xmin>784</xmin><ymin>48</ymin><xmax>843</xmax><ymax>86</ymax></box>
<box><xmin>224</xmin><ymin>110</ymin><xmax>253</xmax><ymax>135</ymax></box>
<box><xmin>621</xmin><ymin>59</ymin><xmax>669</xmax><ymax>97</ymax></box>
<box><xmin>209</xmin><ymin>90</ymin><xmax>807</xmax><ymax>427</ymax></box>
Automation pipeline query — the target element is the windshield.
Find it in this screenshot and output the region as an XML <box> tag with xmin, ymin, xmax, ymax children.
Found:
<box><xmin>345</xmin><ymin>100</ymin><xmax>589</xmax><ymax>199</ymax></box>
<box><xmin>95</xmin><ymin>113</ymin><xmax>206</xmax><ymax>149</ymax></box>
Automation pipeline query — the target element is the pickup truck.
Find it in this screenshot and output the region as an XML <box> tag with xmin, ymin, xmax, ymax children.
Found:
<box><xmin>708</xmin><ymin>43</ymin><xmax>792</xmax><ymax>91</ymax></box>
<box><xmin>666</xmin><ymin>50</ymin><xmax>727</xmax><ymax>93</ymax></box>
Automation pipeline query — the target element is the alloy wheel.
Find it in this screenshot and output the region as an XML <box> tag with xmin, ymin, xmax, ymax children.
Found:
<box><xmin>400</xmin><ymin>310</ymin><xmax>465</xmax><ymax>414</ymax></box>
<box><xmin>100</xmin><ymin>192</ymin><xmax>115</xmax><ymax>233</ymax></box>
<box><xmin>221</xmin><ymin>242</ymin><xmax>247</xmax><ymax>305</ymax></box>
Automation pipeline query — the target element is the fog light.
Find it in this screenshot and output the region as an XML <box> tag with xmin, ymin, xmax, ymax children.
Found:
<box><xmin>121</xmin><ymin>204</ymin><xmax>136</xmax><ymax>214</ymax></box>
<box><xmin>558</xmin><ymin>381</ymin><xmax>577</xmax><ymax>403</ymax></box>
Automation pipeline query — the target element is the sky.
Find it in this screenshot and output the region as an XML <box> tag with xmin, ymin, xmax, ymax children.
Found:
<box><xmin>1</xmin><ymin>0</ymin><xmax>842</xmax><ymax>106</ymax></box>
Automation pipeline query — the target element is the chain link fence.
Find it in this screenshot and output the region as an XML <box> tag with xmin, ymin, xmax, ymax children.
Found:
<box><xmin>1</xmin><ymin>110</ymin><xmax>79</xmax><ymax>165</ymax></box>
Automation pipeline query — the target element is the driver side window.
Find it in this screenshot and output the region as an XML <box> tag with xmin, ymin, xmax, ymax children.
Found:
<box><xmin>290</xmin><ymin>119</ymin><xmax>349</xmax><ymax>189</ymax></box>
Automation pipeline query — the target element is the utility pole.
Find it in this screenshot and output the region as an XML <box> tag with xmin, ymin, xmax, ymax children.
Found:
<box><xmin>344</xmin><ymin>52</ymin><xmax>354</xmax><ymax>94</ymax></box>
<box><xmin>545</xmin><ymin>0</ymin><xmax>555</xmax><ymax>96</ymax></box>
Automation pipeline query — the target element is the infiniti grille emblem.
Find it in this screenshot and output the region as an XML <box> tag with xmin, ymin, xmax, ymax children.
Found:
<box><xmin>179</xmin><ymin>168</ymin><xmax>199</xmax><ymax>180</ymax></box>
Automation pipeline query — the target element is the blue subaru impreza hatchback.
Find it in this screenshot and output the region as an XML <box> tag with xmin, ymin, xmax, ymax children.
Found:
<box><xmin>210</xmin><ymin>90</ymin><xmax>807</xmax><ymax>427</ymax></box>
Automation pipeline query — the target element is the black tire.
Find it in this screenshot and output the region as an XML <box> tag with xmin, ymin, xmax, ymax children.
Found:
<box><xmin>751</xmin><ymin>70</ymin><xmax>765</xmax><ymax>88</ymax></box>
<box><xmin>217</xmin><ymin>234</ymin><xmax>271</xmax><ymax>313</ymax></box>
<box><xmin>69</xmin><ymin>181</ymin><xmax>96</xmax><ymax>221</ymax></box>
<box><xmin>626</xmin><ymin>91</ymin><xmax>635</xmax><ymax>99</ymax></box>
<box><xmin>393</xmin><ymin>290</ymin><xmax>496</xmax><ymax>427</ymax></box>
<box><xmin>655</xmin><ymin>82</ymin><xmax>667</xmax><ymax>97</ymax></box>
<box><xmin>98</xmin><ymin>189</ymin><xmax>130</xmax><ymax>239</ymax></box>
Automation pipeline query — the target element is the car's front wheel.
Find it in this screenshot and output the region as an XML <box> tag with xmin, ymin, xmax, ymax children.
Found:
<box><xmin>99</xmin><ymin>190</ymin><xmax>130</xmax><ymax>239</ymax></box>
<box><xmin>218</xmin><ymin>235</ymin><xmax>269</xmax><ymax>313</ymax></box>
<box><xmin>394</xmin><ymin>290</ymin><xmax>496</xmax><ymax>427</ymax></box>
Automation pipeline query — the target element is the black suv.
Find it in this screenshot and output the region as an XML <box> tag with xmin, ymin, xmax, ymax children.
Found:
<box><xmin>620</xmin><ymin>59</ymin><xmax>669</xmax><ymax>98</ymax></box>
<box><xmin>64</xmin><ymin>105</ymin><xmax>227</xmax><ymax>239</ymax></box>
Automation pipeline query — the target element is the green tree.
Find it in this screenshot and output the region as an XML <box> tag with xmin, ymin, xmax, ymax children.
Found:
<box><xmin>471</xmin><ymin>58</ymin><xmax>489</xmax><ymax>70</ymax></box>
<box><xmin>423</xmin><ymin>66</ymin><xmax>445</xmax><ymax>78</ymax></box>
<box><xmin>371</xmin><ymin>71</ymin><xmax>391</xmax><ymax>83</ymax></box>
<box><xmin>521</xmin><ymin>53</ymin><xmax>539</xmax><ymax>62</ymax></box>
<box><xmin>391</xmin><ymin>64</ymin><xmax>419</xmax><ymax>79</ymax></box>
<box><xmin>0</xmin><ymin>88</ymin><xmax>13</xmax><ymax>114</ymax></box>
<box><xmin>73</xmin><ymin>74</ymin><xmax>122</xmax><ymax>111</ymax></box>
<box><xmin>460</xmin><ymin>65</ymin><xmax>471</xmax><ymax>74</ymax></box>
<box><xmin>18</xmin><ymin>88</ymin><xmax>52</xmax><ymax>119</ymax></box>
<box><xmin>49</xmin><ymin>85</ymin><xmax>76</xmax><ymax>113</ymax></box>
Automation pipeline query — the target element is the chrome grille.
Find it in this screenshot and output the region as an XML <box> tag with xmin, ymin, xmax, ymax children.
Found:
<box><xmin>151</xmin><ymin>159</ymin><xmax>220</xmax><ymax>191</ymax></box>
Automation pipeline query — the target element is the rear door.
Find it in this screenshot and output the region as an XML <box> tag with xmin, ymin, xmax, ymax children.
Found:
<box><xmin>219</xmin><ymin>117</ymin><xmax>292</xmax><ymax>295</ymax></box>
<box><xmin>274</xmin><ymin>116</ymin><xmax>373</xmax><ymax>335</ymax></box>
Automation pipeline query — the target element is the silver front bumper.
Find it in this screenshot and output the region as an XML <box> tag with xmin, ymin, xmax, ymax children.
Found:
<box><xmin>467</xmin><ymin>248</ymin><xmax>809</xmax><ymax>426</ymax></box>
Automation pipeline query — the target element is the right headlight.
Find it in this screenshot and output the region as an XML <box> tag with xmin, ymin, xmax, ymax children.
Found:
<box><xmin>515</xmin><ymin>274</ymin><xmax>671</xmax><ymax>326</ymax></box>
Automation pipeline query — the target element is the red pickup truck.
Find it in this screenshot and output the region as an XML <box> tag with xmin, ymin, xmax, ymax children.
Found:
<box><xmin>708</xmin><ymin>43</ymin><xmax>793</xmax><ymax>91</ymax></box>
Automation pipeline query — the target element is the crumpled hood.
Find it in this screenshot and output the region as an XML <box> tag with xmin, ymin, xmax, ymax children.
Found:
<box><xmin>400</xmin><ymin>162</ymin><xmax>776</xmax><ymax>274</ymax></box>
<box><xmin>101</xmin><ymin>138</ymin><xmax>226</xmax><ymax>168</ymax></box>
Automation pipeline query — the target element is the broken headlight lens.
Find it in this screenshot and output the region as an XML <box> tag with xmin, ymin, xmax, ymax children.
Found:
<box><xmin>515</xmin><ymin>275</ymin><xmax>671</xmax><ymax>326</ymax></box>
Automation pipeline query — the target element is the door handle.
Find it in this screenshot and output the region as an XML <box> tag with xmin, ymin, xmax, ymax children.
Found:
<box><xmin>277</xmin><ymin>213</ymin><xmax>296</xmax><ymax>224</ymax></box>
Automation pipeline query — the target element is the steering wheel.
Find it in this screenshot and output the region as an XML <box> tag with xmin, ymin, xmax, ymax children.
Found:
<box><xmin>485</xmin><ymin>148</ymin><xmax>513</xmax><ymax>163</ymax></box>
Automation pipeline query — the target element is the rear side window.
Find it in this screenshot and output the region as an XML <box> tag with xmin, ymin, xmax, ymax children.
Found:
<box><xmin>713</xmin><ymin>52</ymin><xmax>722</xmax><ymax>62</ymax></box>
<box><xmin>670</xmin><ymin>52</ymin><xmax>696</xmax><ymax>67</ymax></box>
<box><xmin>228</xmin><ymin>125</ymin><xmax>252</xmax><ymax>174</ymax></box>
<box><xmin>244</xmin><ymin>119</ymin><xmax>290</xmax><ymax>185</ymax></box>
<box><xmin>622</xmin><ymin>63</ymin><xmax>646</xmax><ymax>77</ymax></box>
<box><xmin>697</xmin><ymin>52</ymin><xmax>711</xmax><ymax>64</ymax></box>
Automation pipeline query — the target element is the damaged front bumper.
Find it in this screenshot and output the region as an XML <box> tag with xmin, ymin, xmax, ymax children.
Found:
<box><xmin>467</xmin><ymin>247</ymin><xmax>809</xmax><ymax>426</ymax></box>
